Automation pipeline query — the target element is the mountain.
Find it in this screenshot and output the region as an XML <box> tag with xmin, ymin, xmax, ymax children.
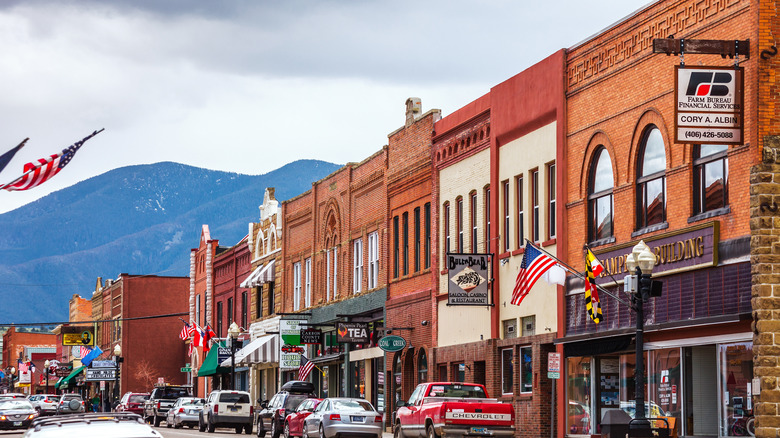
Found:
<box><xmin>0</xmin><ymin>160</ymin><xmax>341</xmax><ymax>323</ymax></box>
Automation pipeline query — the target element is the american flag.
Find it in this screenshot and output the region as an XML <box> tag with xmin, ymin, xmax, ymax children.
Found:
<box><xmin>511</xmin><ymin>242</ymin><xmax>557</xmax><ymax>306</ymax></box>
<box><xmin>0</xmin><ymin>129</ymin><xmax>103</xmax><ymax>191</ymax></box>
<box><xmin>298</xmin><ymin>354</ymin><xmax>315</xmax><ymax>381</ymax></box>
<box><xmin>179</xmin><ymin>322</ymin><xmax>191</xmax><ymax>340</ymax></box>
<box><xmin>17</xmin><ymin>360</ymin><xmax>27</xmax><ymax>374</ymax></box>
<box><xmin>80</xmin><ymin>345</ymin><xmax>92</xmax><ymax>359</ymax></box>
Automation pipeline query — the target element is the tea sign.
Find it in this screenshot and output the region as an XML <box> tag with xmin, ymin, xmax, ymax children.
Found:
<box><xmin>378</xmin><ymin>335</ymin><xmax>407</xmax><ymax>352</ymax></box>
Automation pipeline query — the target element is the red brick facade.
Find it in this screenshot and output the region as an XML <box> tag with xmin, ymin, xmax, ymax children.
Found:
<box><xmin>213</xmin><ymin>237</ymin><xmax>251</xmax><ymax>337</ymax></box>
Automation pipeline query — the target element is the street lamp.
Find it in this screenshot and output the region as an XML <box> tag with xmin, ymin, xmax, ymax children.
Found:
<box><xmin>624</xmin><ymin>240</ymin><xmax>658</xmax><ymax>433</ymax></box>
<box><xmin>113</xmin><ymin>344</ymin><xmax>122</xmax><ymax>411</ymax></box>
<box><xmin>44</xmin><ymin>360</ymin><xmax>50</xmax><ymax>394</ymax></box>
<box><xmin>228</xmin><ymin>322</ymin><xmax>240</xmax><ymax>390</ymax></box>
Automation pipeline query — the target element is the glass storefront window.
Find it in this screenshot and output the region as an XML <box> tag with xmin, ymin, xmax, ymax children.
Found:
<box><xmin>520</xmin><ymin>347</ymin><xmax>533</xmax><ymax>393</ymax></box>
<box><xmin>720</xmin><ymin>342</ymin><xmax>754</xmax><ymax>437</ymax></box>
<box><xmin>567</xmin><ymin>357</ymin><xmax>591</xmax><ymax>434</ymax></box>
<box><xmin>648</xmin><ymin>348</ymin><xmax>681</xmax><ymax>434</ymax></box>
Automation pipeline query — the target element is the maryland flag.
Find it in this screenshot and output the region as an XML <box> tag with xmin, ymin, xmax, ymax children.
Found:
<box><xmin>585</xmin><ymin>249</ymin><xmax>604</xmax><ymax>323</ymax></box>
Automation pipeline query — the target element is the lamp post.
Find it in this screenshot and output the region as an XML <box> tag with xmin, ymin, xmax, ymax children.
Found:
<box><xmin>113</xmin><ymin>344</ymin><xmax>122</xmax><ymax>411</ymax></box>
<box><xmin>8</xmin><ymin>367</ymin><xmax>15</xmax><ymax>393</ymax></box>
<box><xmin>228</xmin><ymin>322</ymin><xmax>240</xmax><ymax>390</ymax></box>
<box><xmin>44</xmin><ymin>360</ymin><xmax>50</xmax><ymax>394</ymax></box>
<box><xmin>624</xmin><ymin>240</ymin><xmax>658</xmax><ymax>434</ymax></box>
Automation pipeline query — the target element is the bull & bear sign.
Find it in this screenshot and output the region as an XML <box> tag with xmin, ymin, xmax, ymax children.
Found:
<box><xmin>447</xmin><ymin>253</ymin><xmax>490</xmax><ymax>306</ymax></box>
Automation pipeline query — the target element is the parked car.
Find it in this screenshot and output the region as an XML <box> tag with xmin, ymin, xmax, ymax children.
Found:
<box><xmin>117</xmin><ymin>392</ymin><xmax>150</xmax><ymax>416</ymax></box>
<box><xmin>284</xmin><ymin>398</ymin><xmax>322</xmax><ymax>438</ymax></box>
<box><xmin>257</xmin><ymin>380</ymin><xmax>316</xmax><ymax>438</ymax></box>
<box><xmin>200</xmin><ymin>390</ymin><xmax>253</xmax><ymax>434</ymax></box>
<box><xmin>302</xmin><ymin>398</ymin><xmax>382</xmax><ymax>438</ymax></box>
<box><xmin>56</xmin><ymin>394</ymin><xmax>85</xmax><ymax>415</ymax></box>
<box><xmin>0</xmin><ymin>399</ymin><xmax>37</xmax><ymax>430</ymax></box>
<box><xmin>24</xmin><ymin>412</ymin><xmax>159</xmax><ymax>438</ymax></box>
<box><xmin>0</xmin><ymin>393</ymin><xmax>28</xmax><ymax>400</ymax></box>
<box><xmin>28</xmin><ymin>394</ymin><xmax>59</xmax><ymax>416</ymax></box>
<box><xmin>143</xmin><ymin>383</ymin><xmax>190</xmax><ymax>426</ymax></box>
<box><xmin>165</xmin><ymin>397</ymin><xmax>205</xmax><ymax>429</ymax></box>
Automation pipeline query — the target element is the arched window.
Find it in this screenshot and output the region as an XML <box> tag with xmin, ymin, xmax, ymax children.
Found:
<box><xmin>636</xmin><ymin>126</ymin><xmax>667</xmax><ymax>229</ymax></box>
<box><xmin>588</xmin><ymin>147</ymin><xmax>614</xmax><ymax>242</ymax></box>
<box><xmin>418</xmin><ymin>349</ymin><xmax>428</xmax><ymax>384</ymax></box>
<box><xmin>693</xmin><ymin>144</ymin><xmax>728</xmax><ymax>215</ymax></box>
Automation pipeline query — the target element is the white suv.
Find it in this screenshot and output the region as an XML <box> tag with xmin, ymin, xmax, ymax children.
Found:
<box><xmin>28</xmin><ymin>394</ymin><xmax>59</xmax><ymax>416</ymax></box>
<box><xmin>199</xmin><ymin>390</ymin><xmax>253</xmax><ymax>434</ymax></box>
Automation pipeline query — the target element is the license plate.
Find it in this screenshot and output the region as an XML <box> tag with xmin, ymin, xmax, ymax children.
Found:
<box><xmin>229</xmin><ymin>406</ymin><xmax>239</xmax><ymax>412</ymax></box>
<box><xmin>471</xmin><ymin>427</ymin><xmax>490</xmax><ymax>435</ymax></box>
<box><xmin>351</xmin><ymin>416</ymin><xmax>364</xmax><ymax>422</ymax></box>
<box><xmin>13</xmin><ymin>422</ymin><xmax>21</xmax><ymax>426</ymax></box>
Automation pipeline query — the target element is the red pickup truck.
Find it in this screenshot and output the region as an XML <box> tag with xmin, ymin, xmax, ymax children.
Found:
<box><xmin>393</xmin><ymin>382</ymin><xmax>515</xmax><ymax>438</ymax></box>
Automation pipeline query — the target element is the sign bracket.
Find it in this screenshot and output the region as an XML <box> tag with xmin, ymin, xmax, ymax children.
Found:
<box><xmin>653</xmin><ymin>38</ymin><xmax>750</xmax><ymax>60</ymax></box>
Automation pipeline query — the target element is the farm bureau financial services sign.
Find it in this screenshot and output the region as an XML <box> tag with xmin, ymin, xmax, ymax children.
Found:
<box><xmin>447</xmin><ymin>253</ymin><xmax>489</xmax><ymax>306</ymax></box>
<box><xmin>675</xmin><ymin>66</ymin><xmax>743</xmax><ymax>145</ymax></box>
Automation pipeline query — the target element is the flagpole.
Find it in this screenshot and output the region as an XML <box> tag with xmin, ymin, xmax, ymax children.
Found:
<box><xmin>525</xmin><ymin>239</ymin><xmax>631</xmax><ymax>308</ymax></box>
<box><xmin>584</xmin><ymin>244</ymin><xmax>630</xmax><ymax>292</ymax></box>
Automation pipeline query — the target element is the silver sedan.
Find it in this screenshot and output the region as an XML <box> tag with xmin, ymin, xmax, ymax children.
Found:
<box><xmin>166</xmin><ymin>397</ymin><xmax>205</xmax><ymax>429</ymax></box>
<box><xmin>302</xmin><ymin>398</ymin><xmax>382</xmax><ymax>438</ymax></box>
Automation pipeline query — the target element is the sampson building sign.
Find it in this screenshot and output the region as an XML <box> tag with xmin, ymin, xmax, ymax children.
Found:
<box><xmin>593</xmin><ymin>222</ymin><xmax>719</xmax><ymax>285</ymax></box>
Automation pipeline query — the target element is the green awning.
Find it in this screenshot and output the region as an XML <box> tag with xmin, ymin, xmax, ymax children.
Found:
<box><xmin>56</xmin><ymin>365</ymin><xmax>85</xmax><ymax>389</ymax></box>
<box><xmin>197</xmin><ymin>341</ymin><xmax>230</xmax><ymax>377</ymax></box>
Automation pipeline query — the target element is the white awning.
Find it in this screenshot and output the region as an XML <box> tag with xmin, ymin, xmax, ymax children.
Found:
<box><xmin>239</xmin><ymin>260</ymin><xmax>276</xmax><ymax>288</ymax></box>
<box><xmin>220</xmin><ymin>334</ymin><xmax>278</xmax><ymax>367</ymax></box>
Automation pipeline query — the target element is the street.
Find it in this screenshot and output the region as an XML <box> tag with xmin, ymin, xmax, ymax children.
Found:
<box><xmin>0</xmin><ymin>425</ymin><xmax>394</xmax><ymax>438</ymax></box>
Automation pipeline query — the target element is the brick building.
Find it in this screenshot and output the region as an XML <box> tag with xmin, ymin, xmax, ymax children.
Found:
<box><xmin>559</xmin><ymin>0</ymin><xmax>762</xmax><ymax>436</ymax></box>
<box><xmin>1</xmin><ymin>327</ymin><xmax>56</xmax><ymax>395</ymax></box>
<box><xmin>282</xmin><ymin>139</ymin><xmax>387</xmax><ymax>408</ymax></box>
<box><xmin>384</xmin><ymin>99</ymin><xmax>440</xmax><ymax>419</ymax></box>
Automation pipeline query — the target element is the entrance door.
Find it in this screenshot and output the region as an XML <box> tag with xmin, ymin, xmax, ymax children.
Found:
<box><xmin>684</xmin><ymin>345</ymin><xmax>718</xmax><ymax>436</ymax></box>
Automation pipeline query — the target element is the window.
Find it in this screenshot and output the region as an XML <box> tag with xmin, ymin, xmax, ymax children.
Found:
<box><xmin>196</xmin><ymin>294</ymin><xmax>201</xmax><ymax>326</ymax></box>
<box><xmin>217</xmin><ymin>301</ymin><xmax>223</xmax><ymax>337</ymax></box>
<box><xmin>305</xmin><ymin>258</ymin><xmax>311</xmax><ymax>307</ymax></box>
<box><xmin>548</xmin><ymin>163</ymin><xmax>556</xmax><ymax>239</ymax></box>
<box><xmin>393</xmin><ymin>216</ymin><xmax>400</xmax><ymax>278</ymax></box>
<box><xmin>424</xmin><ymin>203</ymin><xmax>431</xmax><ymax>269</ymax></box>
<box><xmin>693</xmin><ymin>144</ymin><xmax>728</xmax><ymax>214</ymax></box>
<box><xmin>501</xmin><ymin>348</ymin><xmax>513</xmax><ymax>395</ymax></box>
<box><xmin>403</xmin><ymin>212</ymin><xmax>409</xmax><ymax>275</ymax></box>
<box><xmin>532</xmin><ymin>170</ymin><xmax>540</xmax><ymax>242</ymax></box>
<box><xmin>241</xmin><ymin>291</ymin><xmax>247</xmax><ymax>329</ymax></box>
<box><xmin>470</xmin><ymin>193</ymin><xmax>478</xmax><ymax>252</ymax></box>
<box><xmin>520</xmin><ymin>347</ymin><xmax>533</xmax><ymax>393</ymax></box>
<box><xmin>502</xmin><ymin>319</ymin><xmax>517</xmax><ymax>339</ymax></box>
<box><xmin>293</xmin><ymin>262</ymin><xmax>301</xmax><ymax>310</ymax></box>
<box><xmin>227</xmin><ymin>297</ymin><xmax>233</xmax><ymax>326</ymax></box>
<box><xmin>268</xmin><ymin>281</ymin><xmax>275</xmax><ymax>315</ymax></box>
<box><xmin>457</xmin><ymin>198</ymin><xmax>464</xmax><ymax>252</ymax></box>
<box><xmin>484</xmin><ymin>187</ymin><xmax>491</xmax><ymax>253</ymax></box>
<box><xmin>368</xmin><ymin>232</ymin><xmax>379</xmax><ymax>289</ymax></box>
<box><xmin>256</xmin><ymin>287</ymin><xmax>262</xmax><ymax>318</ymax></box>
<box><xmin>516</xmin><ymin>176</ymin><xmax>524</xmax><ymax>247</ymax></box>
<box><xmin>521</xmin><ymin>315</ymin><xmax>536</xmax><ymax>336</ymax></box>
<box><xmin>353</xmin><ymin>239</ymin><xmax>363</xmax><ymax>293</ymax></box>
<box><xmin>444</xmin><ymin>203</ymin><xmax>451</xmax><ymax>255</ymax></box>
<box><xmin>637</xmin><ymin>126</ymin><xmax>666</xmax><ymax>229</ymax></box>
<box><xmin>414</xmin><ymin>207</ymin><xmax>421</xmax><ymax>272</ymax></box>
<box><xmin>418</xmin><ymin>349</ymin><xmax>428</xmax><ymax>384</ymax></box>
<box><xmin>332</xmin><ymin>247</ymin><xmax>338</xmax><ymax>296</ymax></box>
<box><xmin>589</xmin><ymin>147</ymin><xmax>614</xmax><ymax>242</ymax></box>
<box><xmin>327</xmin><ymin>249</ymin><xmax>332</xmax><ymax>299</ymax></box>
<box><xmin>503</xmin><ymin>181</ymin><xmax>510</xmax><ymax>252</ymax></box>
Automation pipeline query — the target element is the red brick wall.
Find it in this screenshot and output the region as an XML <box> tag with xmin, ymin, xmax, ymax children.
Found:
<box><xmin>213</xmin><ymin>240</ymin><xmax>251</xmax><ymax>336</ymax></box>
<box><xmin>2</xmin><ymin>328</ymin><xmax>56</xmax><ymax>370</ymax></box>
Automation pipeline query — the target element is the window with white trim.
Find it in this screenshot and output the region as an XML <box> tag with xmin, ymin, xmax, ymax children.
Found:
<box><xmin>353</xmin><ymin>239</ymin><xmax>363</xmax><ymax>293</ymax></box>
<box><xmin>332</xmin><ymin>246</ymin><xmax>338</xmax><ymax>297</ymax></box>
<box><xmin>368</xmin><ymin>231</ymin><xmax>379</xmax><ymax>289</ymax></box>
<box><xmin>326</xmin><ymin>249</ymin><xmax>332</xmax><ymax>301</ymax></box>
<box><xmin>305</xmin><ymin>258</ymin><xmax>311</xmax><ymax>308</ymax></box>
<box><xmin>293</xmin><ymin>262</ymin><xmax>301</xmax><ymax>311</ymax></box>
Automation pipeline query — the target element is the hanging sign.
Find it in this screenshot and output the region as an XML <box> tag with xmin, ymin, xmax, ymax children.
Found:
<box><xmin>301</xmin><ymin>328</ymin><xmax>322</xmax><ymax>345</ymax></box>
<box><xmin>378</xmin><ymin>335</ymin><xmax>406</xmax><ymax>352</ymax></box>
<box><xmin>62</xmin><ymin>327</ymin><xmax>95</xmax><ymax>346</ymax></box>
<box><xmin>447</xmin><ymin>254</ymin><xmax>490</xmax><ymax>306</ymax></box>
<box><xmin>337</xmin><ymin>322</ymin><xmax>369</xmax><ymax>343</ymax></box>
<box><xmin>675</xmin><ymin>66</ymin><xmax>743</xmax><ymax>144</ymax></box>
<box><xmin>280</xmin><ymin>319</ymin><xmax>306</xmax><ymax>370</ymax></box>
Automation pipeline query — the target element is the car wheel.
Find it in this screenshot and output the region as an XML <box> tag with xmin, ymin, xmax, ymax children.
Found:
<box><xmin>427</xmin><ymin>424</ymin><xmax>440</xmax><ymax>438</ymax></box>
<box><xmin>190</xmin><ymin>424</ymin><xmax>195</xmax><ymax>429</ymax></box>
<box><xmin>207</xmin><ymin>414</ymin><xmax>216</xmax><ymax>433</ymax></box>
<box><xmin>284</xmin><ymin>422</ymin><xmax>291</xmax><ymax>438</ymax></box>
<box><xmin>237</xmin><ymin>426</ymin><xmax>244</xmax><ymax>434</ymax></box>
<box><xmin>319</xmin><ymin>424</ymin><xmax>325</xmax><ymax>438</ymax></box>
<box><xmin>245</xmin><ymin>424</ymin><xmax>253</xmax><ymax>435</ymax></box>
<box><xmin>199</xmin><ymin>416</ymin><xmax>207</xmax><ymax>432</ymax></box>
<box><xmin>394</xmin><ymin>422</ymin><xmax>402</xmax><ymax>438</ymax></box>
<box><xmin>257</xmin><ymin>419</ymin><xmax>267</xmax><ymax>438</ymax></box>
<box><xmin>167</xmin><ymin>419</ymin><xmax>172</xmax><ymax>428</ymax></box>
<box><xmin>154</xmin><ymin>414</ymin><xmax>162</xmax><ymax>427</ymax></box>
<box><xmin>271</xmin><ymin>419</ymin><xmax>281</xmax><ymax>438</ymax></box>
<box><xmin>175</xmin><ymin>421</ymin><xmax>182</xmax><ymax>429</ymax></box>
<box><xmin>302</xmin><ymin>423</ymin><xmax>309</xmax><ymax>438</ymax></box>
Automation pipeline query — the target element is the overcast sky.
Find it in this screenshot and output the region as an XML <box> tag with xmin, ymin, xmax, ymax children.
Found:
<box><xmin>0</xmin><ymin>0</ymin><xmax>651</xmax><ymax>214</ymax></box>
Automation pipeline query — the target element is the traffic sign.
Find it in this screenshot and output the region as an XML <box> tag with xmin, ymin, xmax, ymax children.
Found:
<box><xmin>548</xmin><ymin>352</ymin><xmax>561</xmax><ymax>379</ymax></box>
<box><xmin>548</xmin><ymin>372</ymin><xmax>560</xmax><ymax>379</ymax></box>
<box><xmin>181</xmin><ymin>367</ymin><xmax>192</xmax><ymax>373</ymax></box>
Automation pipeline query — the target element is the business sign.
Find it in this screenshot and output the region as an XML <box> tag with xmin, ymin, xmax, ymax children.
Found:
<box><xmin>300</xmin><ymin>328</ymin><xmax>322</xmax><ymax>345</ymax></box>
<box><xmin>85</xmin><ymin>368</ymin><xmax>116</xmax><ymax>381</ymax></box>
<box><xmin>378</xmin><ymin>335</ymin><xmax>406</xmax><ymax>352</ymax></box>
<box><xmin>675</xmin><ymin>66</ymin><xmax>743</xmax><ymax>144</ymax></box>
<box><xmin>62</xmin><ymin>327</ymin><xmax>94</xmax><ymax>346</ymax></box>
<box><xmin>447</xmin><ymin>254</ymin><xmax>490</xmax><ymax>306</ymax></box>
<box><xmin>337</xmin><ymin>322</ymin><xmax>369</xmax><ymax>343</ymax></box>
<box><xmin>218</xmin><ymin>347</ymin><xmax>231</xmax><ymax>365</ymax></box>
<box><xmin>55</xmin><ymin>366</ymin><xmax>73</xmax><ymax>377</ymax></box>
<box><xmin>91</xmin><ymin>360</ymin><xmax>116</xmax><ymax>368</ymax></box>
<box><xmin>280</xmin><ymin>319</ymin><xmax>306</xmax><ymax>370</ymax></box>
<box><xmin>593</xmin><ymin>222</ymin><xmax>719</xmax><ymax>284</ymax></box>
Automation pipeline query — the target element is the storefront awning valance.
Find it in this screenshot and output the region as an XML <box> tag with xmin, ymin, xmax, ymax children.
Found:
<box><xmin>197</xmin><ymin>341</ymin><xmax>230</xmax><ymax>377</ymax></box>
<box><xmin>220</xmin><ymin>334</ymin><xmax>277</xmax><ymax>367</ymax></box>
<box><xmin>240</xmin><ymin>260</ymin><xmax>275</xmax><ymax>288</ymax></box>
<box><xmin>56</xmin><ymin>366</ymin><xmax>85</xmax><ymax>389</ymax></box>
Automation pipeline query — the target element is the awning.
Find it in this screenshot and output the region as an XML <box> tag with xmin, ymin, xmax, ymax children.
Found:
<box><xmin>240</xmin><ymin>260</ymin><xmax>275</xmax><ymax>288</ymax></box>
<box><xmin>56</xmin><ymin>366</ymin><xmax>86</xmax><ymax>389</ymax></box>
<box><xmin>197</xmin><ymin>341</ymin><xmax>230</xmax><ymax>377</ymax></box>
<box><xmin>220</xmin><ymin>334</ymin><xmax>278</xmax><ymax>367</ymax></box>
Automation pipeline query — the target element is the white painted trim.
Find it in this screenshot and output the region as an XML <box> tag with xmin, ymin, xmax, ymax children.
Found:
<box><xmin>644</xmin><ymin>332</ymin><xmax>752</xmax><ymax>350</ymax></box>
<box><xmin>349</xmin><ymin>346</ymin><xmax>384</xmax><ymax>362</ymax></box>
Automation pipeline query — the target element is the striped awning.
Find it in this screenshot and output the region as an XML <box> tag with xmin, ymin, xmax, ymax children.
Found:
<box><xmin>220</xmin><ymin>334</ymin><xmax>278</xmax><ymax>366</ymax></box>
<box><xmin>240</xmin><ymin>260</ymin><xmax>275</xmax><ymax>288</ymax></box>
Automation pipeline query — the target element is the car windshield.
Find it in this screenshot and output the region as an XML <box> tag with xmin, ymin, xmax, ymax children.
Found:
<box><xmin>331</xmin><ymin>400</ymin><xmax>374</xmax><ymax>411</ymax></box>
<box><xmin>219</xmin><ymin>393</ymin><xmax>249</xmax><ymax>403</ymax></box>
<box><xmin>0</xmin><ymin>400</ymin><xmax>32</xmax><ymax>409</ymax></box>
<box><xmin>129</xmin><ymin>395</ymin><xmax>149</xmax><ymax>403</ymax></box>
<box><xmin>62</xmin><ymin>395</ymin><xmax>82</xmax><ymax>400</ymax></box>
<box><xmin>161</xmin><ymin>388</ymin><xmax>189</xmax><ymax>399</ymax></box>
<box><xmin>426</xmin><ymin>384</ymin><xmax>487</xmax><ymax>398</ymax></box>
<box><xmin>183</xmin><ymin>398</ymin><xmax>205</xmax><ymax>406</ymax></box>
<box><xmin>284</xmin><ymin>394</ymin><xmax>309</xmax><ymax>410</ymax></box>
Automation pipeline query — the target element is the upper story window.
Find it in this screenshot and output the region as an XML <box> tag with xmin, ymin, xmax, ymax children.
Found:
<box><xmin>293</xmin><ymin>262</ymin><xmax>301</xmax><ymax>311</ymax></box>
<box><xmin>531</xmin><ymin>170</ymin><xmax>540</xmax><ymax>242</ymax></box>
<box><xmin>516</xmin><ymin>176</ymin><xmax>524</xmax><ymax>248</ymax></box>
<box><xmin>636</xmin><ymin>126</ymin><xmax>667</xmax><ymax>229</ymax></box>
<box><xmin>693</xmin><ymin>144</ymin><xmax>728</xmax><ymax>215</ymax></box>
<box><xmin>424</xmin><ymin>203</ymin><xmax>431</xmax><ymax>269</ymax></box>
<box><xmin>470</xmin><ymin>192</ymin><xmax>478</xmax><ymax>252</ymax></box>
<box><xmin>393</xmin><ymin>216</ymin><xmax>400</xmax><ymax>278</ymax></box>
<box><xmin>484</xmin><ymin>187</ymin><xmax>491</xmax><ymax>253</ymax></box>
<box><xmin>547</xmin><ymin>163</ymin><xmax>556</xmax><ymax>239</ymax></box>
<box><xmin>353</xmin><ymin>239</ymin><xmax>363</xmax><ymax>293</ymax></box>
<box><xmin>444</xmin><ymin>203</ymin><xmax>451</xmax><ymax>255</ymax></box>
<box><xmin>403</xmin><ymin>212</ymin><xmax>409</xmax><ymax>275</ymax></box>
<box><xmin>503</xmin><ymin>181</ymin><xmax>510</xmax><ymax>252</ymax></box>
<box><xmin>305</xmin><ymin>258</ymin><xmax>312</xmax><ymax>307</ymax></box>
<box><xmin>589</xmin><ymin>147</ymin><xmax>614</xmax><ymax>242</ymax></box>
<box><xmin>457</xmin><ymin>198</ymin><xmax>464</xmax><ymax>252</ymax></box>
<box><xmin>414</xmin><ymin>207</ymin><xmax>421</xmax><ymax>272</ymax></box>
<box><xmin>368</xmin><ymin>231</ymin><xmax>379</xmax><ymax>288</ymax></box>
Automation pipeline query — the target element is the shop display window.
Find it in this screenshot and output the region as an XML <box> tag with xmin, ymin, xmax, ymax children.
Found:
<box><xmin>567</xmin><ymin>357</ymin><xmax>591</xmax><ymax>434</ymax></box>
<box><xmin>520</xmin><ymin>347</ymin><xmax>533</xmax><ymax>393</ymax></box>
<box><xmin>720</xmin><ymin>342</ymin><xmax>754</xmax><ymax>437</ymax></box>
